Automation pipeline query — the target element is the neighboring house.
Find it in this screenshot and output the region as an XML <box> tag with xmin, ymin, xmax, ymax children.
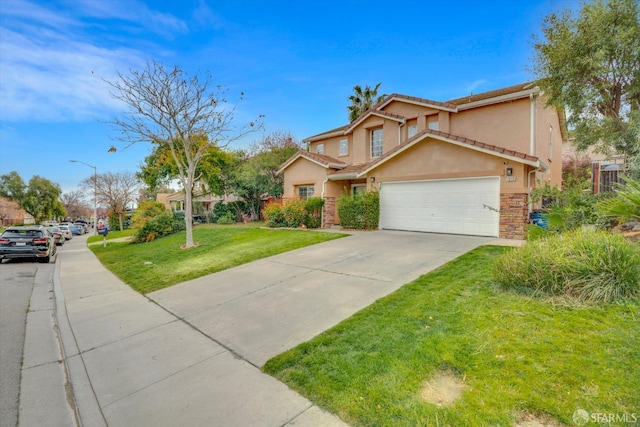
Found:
<box><xmin>158</xmin><ymin>181</ymin><xmax>238</xmax><ymax>215</ymax></box>
<box><xmin>562</xmin><ymin>141</ymin><xmax>626</xmax><ymax>194</ymax></box>
<box><xmin>0</xmin><ymin>196</ymin><xmax>33</xmax><ymax>226</ymax></box>
<box><xmin>278</xmin><ymin>82</ymin><xmax>566</xmax><ymax>239</ymax></box>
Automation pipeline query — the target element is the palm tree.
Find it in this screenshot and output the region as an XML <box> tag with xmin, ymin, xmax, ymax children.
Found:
<box><xmin>347</xmin><ymin>83</ymin><xmax>386</xmax><ymax>122</ymax></box>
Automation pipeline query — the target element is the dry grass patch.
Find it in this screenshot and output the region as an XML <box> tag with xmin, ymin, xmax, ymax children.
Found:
<box><xmin>419</xmin><ymin>370</ymin><xmax>467</xmax><ymax>407</ymax></box>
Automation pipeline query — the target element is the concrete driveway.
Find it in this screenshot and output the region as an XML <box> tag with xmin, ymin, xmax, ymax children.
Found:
<box><xmin>149</xmin><ymin>230</ymin><xmax>492</xmax><ymax>368</ymax></box>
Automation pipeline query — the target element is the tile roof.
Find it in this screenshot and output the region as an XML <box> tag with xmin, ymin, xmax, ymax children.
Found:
<box><xmin>283</xmin><ymin>129</ymin><xmax>542</xmax><ymax>177</ymax></box>
<box><xmin>306</xmin><ymin>82</ymin><xmax>542</xmax><ymax>142</ymax></box>
<box><xmin>277</xmin><ymin>148</ymin><xmax>347</xmax><ymax>173</ymax></box>
<box><xmin>379</xmin><ymin>94</ymin><xmax>458</xmax><ymax>111</ymax></box>
<box><xmin>304</xmin><ymin>125</ymin><xmax>350</xmax><ymax>142</ymax></box>
<box><xmin>298</xmin><ymin>149</ymin><xmax>345</xmax><ymax>166</ymax></box>
<box><xmin>446</xmin><ymin>82</ymin><xmax>537</xmax><ymax>106</ymax></box>
<box><xmin>357</xmin><ymin>129</ymin><xmax>540</xmax><ymax>176</ymax></box>
<box><xmin>344</xmin><ymin>109</ymin><xmax>407</xmax><ymax>133</ymax></box>
<box><xmin>326</xmin><ymin>163</ymin><xmax>368</xmax><ymax>177</ymax></box>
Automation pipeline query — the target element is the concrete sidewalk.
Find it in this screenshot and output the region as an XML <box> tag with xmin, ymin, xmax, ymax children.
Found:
<box><xmin>53</xmin><ymin>230</ymin><xmax>495</xmax><ymax>426</ymax></box>
<box><xmin>54</xmin><ymin>235</ymin><xmax>347</xmax><ymax>427</ymax></box>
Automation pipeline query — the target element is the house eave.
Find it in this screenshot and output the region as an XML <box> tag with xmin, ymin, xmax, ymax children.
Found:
<box><xmin>327</xmin><ymin>173</ymin><xmax>359</xmax><ymax>180</ymax></box>
<box><xmin>344</xmin><ymin>111</ymin><xmax>407</xmax><ymax>135</ymax></box>
<box><xmin>376</xmin><ymin>96</ymin><xmax>458</xmax><ymax>113</ymax></box>
<box><xmin>357</xmin><ymin>131</ymin><xmax>541</xmax><ymax>177</ymax></box>
<box><xmin>456</xmin><ymin>88</ymin><xmax>540</xmax><ymax>111</ymax></box>
<box><xmin>277</xmin><ymin>152</ymin><xmax>347</xmax><ymax>174</ymax></box>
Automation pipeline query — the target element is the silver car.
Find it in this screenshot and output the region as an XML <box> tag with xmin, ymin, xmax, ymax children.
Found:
<box><xmin>58</xmin><ymin>224</ymin><xmax>73</xmax><ymax>240</ymax></box>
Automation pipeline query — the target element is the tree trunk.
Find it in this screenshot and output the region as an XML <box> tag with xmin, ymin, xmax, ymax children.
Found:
<box><xmin>184</xmin><ymin>189</ymin><xmax>195</xmax><ymax>248</ymax></box>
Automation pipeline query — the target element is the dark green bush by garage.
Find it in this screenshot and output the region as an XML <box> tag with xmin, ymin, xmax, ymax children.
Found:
<box><xmin>337</xmin><ymin>190</ymin><xmax>379</xmax><ymax>230</ymax></box>
<box><xmin>493</xmin><ymin>229</ymin><xmax>640</xmax><ymax>303</ymax></box>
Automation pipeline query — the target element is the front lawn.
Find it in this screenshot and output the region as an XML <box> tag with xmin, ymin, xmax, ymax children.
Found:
<box><xmin>89</xmin><ymin>223</ymin><xmax>346</xmax><ymax>293</ymax></box>
<box><xmin>264</xmin><ymin>246</ymin><xmax>640</xmax><ymax>426</ymax></box>
<box><xmin>87</xmin><ymin>228</ymin><xmax>135</xmax><ymax>243</ymax></box>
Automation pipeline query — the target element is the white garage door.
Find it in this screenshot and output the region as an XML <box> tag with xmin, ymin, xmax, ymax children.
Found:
<box><xmin>380</xmin><ymin>177</ymin><xmax>500</xmax><ymax>237</ymax></box>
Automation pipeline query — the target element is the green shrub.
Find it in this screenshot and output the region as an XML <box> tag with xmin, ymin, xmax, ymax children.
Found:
<box><xmin>304</xmin><ymin>197</ymin><xmax>324</xmax><ymax>229</ymax></box>
<box><xmin>133</xmin><ymin>212</ymin><xmax>175</xmax><ymax>242</ymax></box>
<box><xmin>596</xmin><ymin>175</ymin><xmax>640</xmax><ymax>224</ymax></box>
<box><xmin>283</xmin><ymin>199</ymin><xmax>306</xmax><ymax>227</ymax></box>
<box><xmin>131</xmin><ymin>200</ymin><xmax>181</xmax><ymax>243</ymax></box>
<box><xmin>529</xmin><ymin>176</ymin><xmax>610</xmax><ymax>239</ymax></box>
<box><xmin>263</xmin><ymin>198</ymin><xmax>325</xmax><ymax>228</ymax></box>
<box><xmin>337</xmin><ymin>190</ymin><xmax>379</xmax><ymax>230</ymax></box>
<box><xmin>171</xmin><ymin>212</ymin><xmax>186</xmax><ymax>232</ymax></box>
<box><xmin>216</xmin><ymin>212</ymin><xmax>236</xmax><ymax>224</ymax></box>
<box><xmin>262</xmin><ymin>202</ymin><xmax>287</xmax><ymax>227</ymax></box>
<box><xmin>494</xmin><ymin>229</ymin><xmax>640</xmax><ymax>303</ymax></box>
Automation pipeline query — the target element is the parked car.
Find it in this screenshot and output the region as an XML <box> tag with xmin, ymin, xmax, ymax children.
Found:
<box><xmin>46</xmin><ymin>226</ymin><xmax>66</xmax><ymax>246</ymax></box>
<box><xmin>0</xmin><ymin>225</ymin><xmax>57</xmax><ymax>263</ymax></box>
<box><xmin>69</xmin><ymin>224</ymin><xmax>84</xmax><ymax>235</ymax></box>
<box><xmin>74</xmin><ymin>219</ymin><xmax>90</xmax><ymax>232</ymax></box>
<box><xmin>58</xmin><ymin>224</ymin><xmax>73</xmax><ymax>240</ymax></box>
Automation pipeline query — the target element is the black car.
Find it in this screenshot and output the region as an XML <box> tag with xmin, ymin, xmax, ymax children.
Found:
<box><xmin>0</xmin><ymin>226</ymin><xmax>57</xmax><ymax>264</ymax></box>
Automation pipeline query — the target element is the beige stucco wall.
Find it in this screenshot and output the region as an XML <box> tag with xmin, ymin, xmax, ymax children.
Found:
<box><xmin>365</xmin><ymin>138</ymin><xmax>530</xmax><ymax>194</ymax></box>
<box><xmin>309</xmin><ymin>135</ymin><xmax>352</xmax><ymax>163</ymax></box>
<box><xmin>350</xmin><ymin>116</ymin><xmax>407</xmax><ymax>164</ymax></box>
<box><xmin>282</xmin><ymin>158</ymin><xmax>329</xmax><ymax>198</ymax></box>
<box><xmin>449</xmin><ymin>98</ymin><xmax>531</xmax><ymax>155</ymax></box>
<box><xmin>534</xmin><ymin>98</ymin><xmax>564</xmax><ymax>186</ymax></box>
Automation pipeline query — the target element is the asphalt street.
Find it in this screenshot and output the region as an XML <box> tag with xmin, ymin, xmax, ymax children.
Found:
<box><xmin>0</xmin><ymin>261</ymin><xmax>45</xmax><ymax>427</ymax></box>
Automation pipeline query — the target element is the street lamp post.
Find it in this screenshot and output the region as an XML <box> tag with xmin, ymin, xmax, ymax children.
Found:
<box><xmin>69</xmin><ymin>160</ymin><xmax>98</xmax><ymax>235</ymax></box>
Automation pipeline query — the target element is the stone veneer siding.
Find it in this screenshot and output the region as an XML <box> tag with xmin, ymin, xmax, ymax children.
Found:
<box><xmin>322</xmin><ymin>197</ymin><xmax>336</xmax><ymax>228</ymax></box>
<box><xmin>500</xmin><ymin>193</ymin><xmax>528</xmax><ymax>240</ymax></box>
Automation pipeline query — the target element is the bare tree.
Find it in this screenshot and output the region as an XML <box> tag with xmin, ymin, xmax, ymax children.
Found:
<box><xmin>105</xmin><ymin>60</ymin><xmax>263</xmax><ymax>248</ymax></box>
<box><xmin>83</xmin><ymin>171</ymin><xmax>139</xmax><ymax>231</ymax></box>
<box><xmin>61</xmin><ymin>190</ymin><xmax>91</xmax><ymax>220</ymax></box>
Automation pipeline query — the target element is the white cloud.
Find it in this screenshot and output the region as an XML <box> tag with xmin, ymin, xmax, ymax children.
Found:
<box><xmin>72</xmin><ymin>0</ymin><xmax>188</xmax><ymax>36</ymax></box>
<box><xmin>465</xmin><ymin>79</ymin><xmax>489</xmax><ymax>94</ymax></box>
<box><xmin>0</xmin><ymin>0</ymin><xmax>185</xmax><ymax>123</ymax></box>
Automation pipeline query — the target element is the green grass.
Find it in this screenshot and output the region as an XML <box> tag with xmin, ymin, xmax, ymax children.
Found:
<box><xmin>87</xmin><ymin>228</ymin><xmax>135</xmax><ymax>244</ymax></box>
<box><xmin>264</xmin><ymin>246</ymin><xmax>640</xmax><ymax>427</ymax></box>
<box><xmin>89</xmin><ymin>223</ymin><xmax>346</xmax><ymax>293</ymax></box>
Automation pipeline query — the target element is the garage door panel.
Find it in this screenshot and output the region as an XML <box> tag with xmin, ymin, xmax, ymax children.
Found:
<box><xmin>380</xmin><ymin>177</ymin><xmax>499</xmax><ymax>237</ymax></box>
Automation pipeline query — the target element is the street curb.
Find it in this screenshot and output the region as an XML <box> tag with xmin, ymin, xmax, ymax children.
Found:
<box><xmin>53</xmin><ymin>246</ymin><xmax>107</xmax><ymax>427</ymax></box>
<box><xmin>51</xmin><ymin>253</ymin><xmax>81</xmax><ymax>427</ymax></box>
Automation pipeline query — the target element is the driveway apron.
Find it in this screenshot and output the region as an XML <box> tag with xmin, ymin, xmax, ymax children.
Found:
<box><xmin>149</xmin><ymin>230</ymin><xmax>491</xmax><ymax>368</ymax></box>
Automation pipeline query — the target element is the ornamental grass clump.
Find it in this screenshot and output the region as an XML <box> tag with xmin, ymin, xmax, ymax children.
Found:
<box><xmin>494</xmin><ymin>229</ymin><xmax>640</xmax><ymax>303</ymax></box>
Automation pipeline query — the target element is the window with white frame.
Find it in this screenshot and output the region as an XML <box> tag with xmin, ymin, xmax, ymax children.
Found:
<box><xmin>351</xmin><ymin>184</ymin><xmax>366</xmax><ymax>195</ymax></box>
<box><xmin>408</xmin><ymin>125</ymin><xmax>417</xmax><ymax>138</ymax></box>
<box><xmin>370</xmin><ymin>128</ymin><xmax>383</xmax><ymax>157</ymax></box>
<box><xmin>339</xmin><ymin>138</ymin><xmax>348</xmax><ymax>155</ymax></box>
<box><xmin>428</xmin><ymin>121</ymin><xmax>439</xmax><ymax>131</ymax></box>
<box><xmin>298</xmin><ymin>185</ymin><xmax>314</xmax><ymax>199</ymax></box>
<box><xmin>316</xmin><ymin>143</ymin><xmax>324</xmax><ymax>155</ymax></box>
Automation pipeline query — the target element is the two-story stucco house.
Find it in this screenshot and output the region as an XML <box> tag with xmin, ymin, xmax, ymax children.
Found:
<box><xmin>278</xmin><ymin>82</ymin><xmax>566</xmax><ymax>239</ymax></box>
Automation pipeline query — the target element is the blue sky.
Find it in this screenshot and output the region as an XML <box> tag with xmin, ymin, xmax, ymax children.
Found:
<box><xmin>0</xmin><ymin>0</ymin><xmax>576</xmax><ymax>194</ymax></box>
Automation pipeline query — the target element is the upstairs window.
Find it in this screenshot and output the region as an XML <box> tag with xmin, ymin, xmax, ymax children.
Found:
<box><xmin>428</xmin><ymin>121</ymin><xmax>439</xmax><ymax>131</ymax></box>
<box><xmin>316</xmin><ymin>143</ymin><xmax>324</xmax><ymax>155</ymax></box>
<box><xmin>339</xmin><ymin>138</ymin><xmax>348</xmax><ymax>156</ymax></box>
<box><xmin>298</xmin><ymin>185</ymin><xmax>314</xmax><ymax>200</ymax></box>
<box><xmin>370</xmin><ymin>128</ymin><xmax>383</xmax><ymax>157</ymax></box>
<box><xmin>408</xmin><ymin>125</ymin><xmax>417</xmax><ymax>138</ymax></box>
